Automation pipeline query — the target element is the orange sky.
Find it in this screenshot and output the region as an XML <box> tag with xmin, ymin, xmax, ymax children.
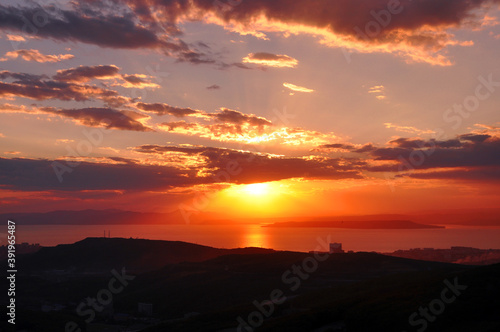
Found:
<box><xmin>0</xmin><ymin>0</ymin><xmax>500</xmax><ymax>219</ymax></box>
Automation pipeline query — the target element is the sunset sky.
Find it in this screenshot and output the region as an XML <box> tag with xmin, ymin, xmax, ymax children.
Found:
<box><xmin>1</xmin><ymin>0</ymin><xmax>499</xmax><ymax>218</ymax></box>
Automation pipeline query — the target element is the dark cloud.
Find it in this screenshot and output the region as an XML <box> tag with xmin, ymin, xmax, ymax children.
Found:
<box><xmin>208</xmin><ymin>108</ymin><xmax>272</xmax><ymax>127</ymax></box>
<box><xmin>53</xmin><ymin>65</ymin><xmax>120</xmax><ymax>82</ymax></box>
<box><xmin>2</xmin><ymin>0</ymin><xmax>495</xmax><ymax>66</ymax></box>
<box><xmin>319</xmin><ymin>143</ymin><xmax>356</xmax><ymax>150</ymax></box>
<box><xmin>370</xmin><ymin>134</ymin><xmax>500</xmax><ymax>172</ymax></box>
<box><xmin>0</xmin><ymin>145</ymin><xmax>363</xmax><ymax>192</ymax></box>
<box><xmin>389</xmin><ymin>137</ymin><xmax>462</xmax><ymax>149</ymax></box>
<box><xmin>0</xmin><ymin>5</ymin><xmax>164</xmax><ymax>49</ymax></box>
<box><xmin>42</xmin><ymin>107</ymin><xmax>154</xmax><ymax>132</ymax></box>
<box><xmin>206</xmin><ymin>84</ymin><xmax>220</xmax><ymax>90</ymax></box>
<box><xmin>136</xmin><ymin>102</ymin><xmax>200</xmax><ymax>117</ymax></box>
<box><xmin>0</xmin><ymin>4</ymin><xmax>213</xmax><ymax>65</ymax></box>
<box><xmin>458</xmin><ymin>133</ymin><xmax>491</xmax><ymax>143</ymax></box>
<box><xmin>109</xmin><ymin>0</ymin><xmax>500</xmax><ymax>65</ymax></box>
<box><xmin>354</xmin><ymin>144</ymin><xmax>376</xmax><ymax>153</ymax></box>
<box><xmin>177</xmin><ymin>0</ymin><xmax>498</xmax><ymax>39</ymax></box>
<box><xmin>243</xmin><ymin>52</ymin><xmax>298</xmax><ymax>67</ymax></box>
<box><xmin>135</xmin><ymin>144</ymin><xmax>363</xmax><ymax>183</ymax></box>
<box><xmin>121</xmin><ymin>74</ymin><xmax>149</xmax><ymax>85</ymax></box>
<box><xmin>0</xmin><ymin>70</ymin><xmax>130</xmax><ymax>106</ymax></box>
<box><xmin>400</xmin><ymin>167</ymin><xmax>500</xmax><ymax>181</ymax></box>
<box><xmin>0</xmin><ymin>157</ymin><xmax>198</xmax><ymax>191</ymax></box>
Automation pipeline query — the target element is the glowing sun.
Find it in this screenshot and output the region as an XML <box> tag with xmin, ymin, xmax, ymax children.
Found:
<box><xmin>243</xmin><ymin>183</ymin><xmax>269</xmax><ymax>196</ymax></box>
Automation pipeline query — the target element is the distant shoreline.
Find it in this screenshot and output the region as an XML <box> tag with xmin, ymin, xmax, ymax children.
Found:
<box><xmin>263</xmin><ymin>220</ymin><xmax>445</xmax><ymax>229</ymax></box>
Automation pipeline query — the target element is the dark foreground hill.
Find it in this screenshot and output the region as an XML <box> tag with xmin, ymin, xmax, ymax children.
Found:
<box><xmin>1</xmin><ymin>238</ymin><xmax>498</xmax><ymax>332</ymax></box>
<box><xmin>15</xmin><ymin>237</ymin><xmax>274</xmax><ymax>273</ymax></box>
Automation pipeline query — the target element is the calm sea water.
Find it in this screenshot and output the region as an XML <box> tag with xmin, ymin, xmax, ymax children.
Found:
<box><xmin>10</xmin><ymin>224</ymin><xmax>500</xmax><ymax>252</ymax></box>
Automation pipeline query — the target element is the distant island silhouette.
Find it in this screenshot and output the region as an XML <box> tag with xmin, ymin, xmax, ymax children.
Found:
<box><xmin>264</xmin><ymin>220</ymin><xmax>444</xmax><ymax>229</ymax></box>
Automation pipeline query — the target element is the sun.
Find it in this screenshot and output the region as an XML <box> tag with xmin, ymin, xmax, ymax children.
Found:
<box><xmin>243</xmin><ymin>183</ymin><xmax>269</xmax><ymax>196</ymax></box>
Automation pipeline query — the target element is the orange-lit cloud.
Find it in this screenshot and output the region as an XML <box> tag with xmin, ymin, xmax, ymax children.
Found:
<box><xmin>41</xmin><ymin>107</ymin><xmax>154</xmax><ymax>132</ymax></box>
<box><xmin>242</xmin><ymin>52</ymin><xmax>298</xmax><ymax>68</ymax></box>
<box><xmin>283</xmin><ymin>82</ymin><xmax>314</xmax><ymax>93</ymax></box>
<box><xmin>0</xmin><ymin>69</ymin><xmax>133</xmax><ymax>106</ymax></box>
<box><xmin>136</xmin><ymin>102</ymin><xmax>200</xmax><ymax>117</ymax></box>
<box><xmin>0</xmin><ymin>49</ymin><xmax>74</xmax><ymax>63</ymax></box>
<box><xmin>384</xmin><ymin>123</ymin><xmax>435</xmax><ymax>135</ymax></box>
<box><xmin>6</xmin><ymin>34</ymin><xmax>25</xmax><ymax>42</ymax></box>
<box><xmin>368</xmin><ymin>85</ymin><xmax>386</xmax><ymax>100</ymax></box>
<box><xmin>167</xmin><ymin>0</ymin><xmax>490</xmax><ymax>66</ymax></box>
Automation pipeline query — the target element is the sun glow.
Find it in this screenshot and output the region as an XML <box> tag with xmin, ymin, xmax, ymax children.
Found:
<box><xmin>243</xmin><ymin>183</ymin><xmax>269</xmax><ymax>196</ymax></box>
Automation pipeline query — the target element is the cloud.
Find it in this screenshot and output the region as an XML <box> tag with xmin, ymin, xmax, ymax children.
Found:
<box><xmin>0</xmin><ymin>102</ymin><xmax>152</xmax><ymax>132</ymax></box>
<box><xmin>0</xmin><ymin>144</ymin><xmax>364</xmax><ymax>192</ymax></box>
<box><xmin>41</xmin><ymin>107</ymin><xmax>154</xmax><ymax>132</ymax></box>
<box><xmin>366</xmin><ymin>133</ymin><xmax>500</xmax><ymax>181</ymax></box>
<box><xmin>53</xmin><ymin>65</ymin><xmax>121</xmax><ymax>82</ymax></box>
<box><xmin>56</xmin><ymin>139</ymin><xmax>75</xmax><ymax>144</ymax></box>
<box><xmin>0</xmin><ymin>4</ymin><xmax>166</xmax><ymax>48</ymax></box>
<box><xmin>283</xmin><ymin>82</ymin><xmax>314</xmax><ymax>93</ymax></box>
<box><xmin>368</xmin><ymin>85</ymin><xmax>386</xmax><ymax>100</ymax></box>
<box><xmin>242</xmin><ymin>52</ymin><xmax>298</xmax><ymax>68</ymax></box>
<box><xmin>120</xmin><ymin>74</ymin><xmax>159</xmax><ymax>88</ymax></box>
<box><xmin>142</xmin><ymin>0</ymin><xmax>496</xmax><ymax>65</ymax></box>
<box><xmin>158</xmin><ymin>120</ymin><xmax>339</xmax><ymax>146</ymax></box>
<box><xmin>206</xmin><ymin>84</ymin><xmax>220</xmax><ymax>90</ymax></box>
<box><xmin>0</xmin><ymin>69</ymin><xmax>132</xmax><ymax>106</ymax></box>
<box><xmin>6</xmin><ymin>34</ymin><xmax>25</xmax><ymax>42</ymax></box>
<box><xmin>314</xmin><ymin>143</ymin><xmax>376</xmax><ymax>154</ymax></box>
<box><xmin>3</xmin><ymin>0</ymin><xmax>495</xmax><ymax>66</ymax></box>
<box><xmin>400</xmin><ymin>167</ymin><xmax>500</xmax><ymax>181</ymax></box>
<box><xmin>0</xmin><ymin>4</ymin><xmax>213</xmax><ymax>65</ymax></box>
<box><xmin>207</xmin><ymin>108</ymin><xmax>272</xmax><ymax>127</ymax></box>
<box><xmin>3</xmin><ymin>151</ymin><xmax>20</xmax><ymax>155</ymax></box>
<box><xmin>311</xmin><ymin>127</ymin><xmax>500</xmax><ymax>181</ymax></box>
<box><xmin>136</xmin><ymin>102</ymin><xmax>200</xmax><ymax>117</ymax></box>
<box><xmin>135</xmin><ymin>145</ymin><xmax>363</xmax><ymax>184</ymax></box>
<box><xmin>384</xmin><ymin>123</ymin><xmax>436</xmax><ymax>135</ymax></box>
<box><xmin>0</xmin><ymin>157</ymin><xmax>199</xmax><ymax>192</ymax></box>
<box><xmin>53</xmin><ymin>65</ymin><xmax>159</xmax><ymax>89</ymax></box>
<box><xmin>1</xmin><ymin>49</ymin><xmax>74</xmax><ymax>63</ymax></box>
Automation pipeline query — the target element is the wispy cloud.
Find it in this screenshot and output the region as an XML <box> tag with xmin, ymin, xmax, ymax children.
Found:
<box><xmin>384</xmin><ymin>123</ymin><xmax>435</xmax><ymax>135</ymax></box>
<box><xmin>0</xmin><ymin>49</ymin><xmax>74</xmax><ymax>63</ymax></box>
<box><xmin>283</xmin><ymin>82</ymin><xmax>314</xmax><ymax>93</ymax></box>
<box><xmin>243</xmin><ymin>52</ymin><xmax>298</xmax><ymax>68</ymax></box>
<box><xmin>368</xmin><ymin>85</ymin><xmax>386</xmax><ymax>100</ymax></box>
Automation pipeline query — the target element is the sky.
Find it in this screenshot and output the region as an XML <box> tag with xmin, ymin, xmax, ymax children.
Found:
<box><xmin>0</xmin><ymin>0</ymin><xmax>499</xmax><ymax>219</ymax></box>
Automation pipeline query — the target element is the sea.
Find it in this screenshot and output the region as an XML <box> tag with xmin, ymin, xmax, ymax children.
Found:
<box><xmin>9</xmin><ymin>224</ymin><xmax>500</xmax><ymax>252</ymax></box>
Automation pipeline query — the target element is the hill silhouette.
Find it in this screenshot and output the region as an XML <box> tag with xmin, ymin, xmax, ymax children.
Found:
<box><xmin>16</xmin><ymin>237</ymin><xmax>274</xmax><ymax>273</ymax></box>
<box><xmin>3</xmin><ymin>237</ymin><xmax>495</xmax><ymax>332</ymax></box>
